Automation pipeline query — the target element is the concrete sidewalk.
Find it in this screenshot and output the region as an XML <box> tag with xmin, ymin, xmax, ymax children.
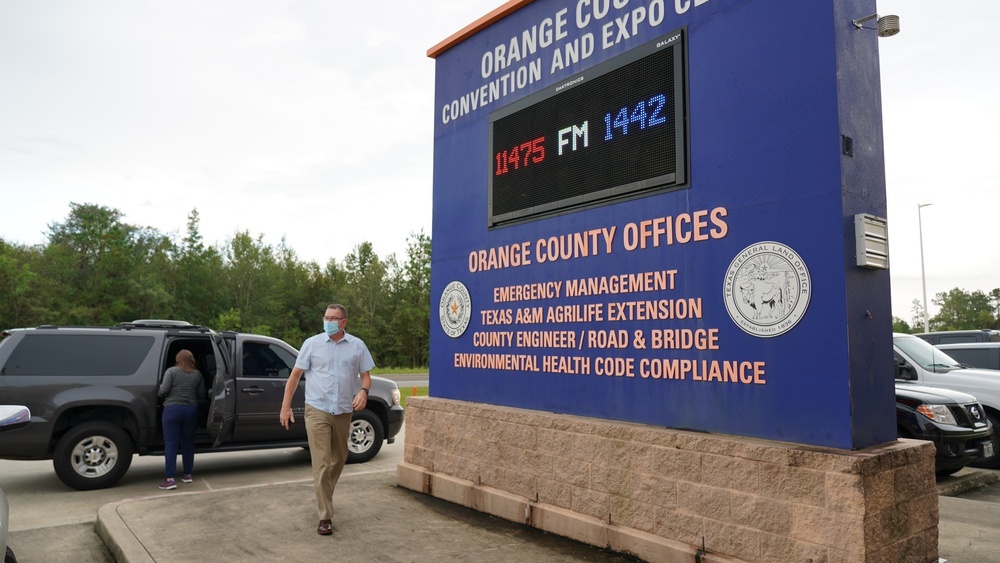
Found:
<box><xmin>96</xmin><ymin>468</ymin><xmax>638</xmax><ymax>563</ymax></box>
<box><xmin>96</xmin><ymin>466</ymin><xmax>1000</xmax><ymax>562</ymax></box>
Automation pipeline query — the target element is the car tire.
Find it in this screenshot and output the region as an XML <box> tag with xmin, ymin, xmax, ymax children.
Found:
<box><xmin>346</xmin><ymin>409</ymin><xmax>384</xmax><ymax>464</ymax></box>
<box><xmin>52</xmin><ymin>421</ymin><xmax>134</xmax><ymax>490</ymax></box>
<box><xmin>969</xmin><ymin>413</ymin><xmax>1000</xmax><ymax>469</ymax></box>
<box><xmin>935</xmin><ymin>467</ymin><xmax>963</xmax><ymax>478</ymax></box>
<box><xmin>5</xmin><ymin>546</ymin><xmax>16</xmax><ymax>563</ymax></box>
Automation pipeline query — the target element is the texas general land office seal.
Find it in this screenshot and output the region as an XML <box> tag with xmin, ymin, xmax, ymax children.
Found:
<box><xmin>439</xmin><ymin>280</ymin><xmax>472</xmax><ymax>338</ymax></box>
<box><xmin>724</xmin><ymin>241</ymin><xmax>811</xmax><ymax>338</ymax></box>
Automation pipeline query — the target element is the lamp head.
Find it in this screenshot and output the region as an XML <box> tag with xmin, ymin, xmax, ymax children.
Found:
<box><xmin>852</xmin><ymin>13</ymin><xmax>901</xmax><ymax>37</ymax></box>
<box><xmin>877</xmin><ymin>15</ymin><xmax>900</xmax><ymax>37</ymax></box>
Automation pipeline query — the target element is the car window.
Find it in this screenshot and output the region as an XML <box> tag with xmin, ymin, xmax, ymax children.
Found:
<box><xmin>894</xmin><ymin>335</ymin><xmax>963</xmax><ymax>372</ymax></box>
<box><xmin>945</xmin><ymin>348</ymin><xmax>990</xmax><ymax>368</ymax></box>
<box><xmin>2</xmin><ymin>333</ymin><xmax>154</xmax><ymax>376</ymax></box>
<box><xmin>939</xmin><ymin>335</ymin><xmax>977</xmax><ymax>344</ymax></box>
<box><xmin>241</xmin><ymin>342</ymin><xmax>294</xmax><ymax>378</ymax></box>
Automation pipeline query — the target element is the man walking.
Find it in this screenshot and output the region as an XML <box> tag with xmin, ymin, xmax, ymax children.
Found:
<box><xmin>280</xmin><ymin>303</ymin><xmax>374</xmax><ymax>535</ymax></box>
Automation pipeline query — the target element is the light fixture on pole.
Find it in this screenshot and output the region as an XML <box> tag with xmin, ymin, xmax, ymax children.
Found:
<box><xmin>918</xmin><ymin>203</ymin><xmax>932</xmax><ymax>332</ymax></box>
<box><xmin>852</xmin><ymin>13</ymin><xmax>901</xmax><ymax>37</ymax></box>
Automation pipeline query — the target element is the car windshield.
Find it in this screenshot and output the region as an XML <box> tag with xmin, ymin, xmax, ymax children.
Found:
<box><xmin>895</xmin><ymin>334</ymin><xmax>964</xmax><ymax>372</ymax></box>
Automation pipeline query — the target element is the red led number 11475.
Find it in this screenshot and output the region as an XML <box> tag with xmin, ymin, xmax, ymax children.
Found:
<box><xmin>494</xmin><ymin>136</ymin><xmax>545</xmax><ymax>176</ymax></box>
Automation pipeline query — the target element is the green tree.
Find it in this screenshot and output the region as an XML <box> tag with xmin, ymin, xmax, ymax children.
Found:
<box><xmin>5</xmin><ymin>202</ymin><xmax>437</xmax><ymax>366</ymax></box>
<box><xmin>341</xmin><ymin>242</ymin><xmax>391</xmax><ymax>359</ymax></box>
<box><xmin>391</xmin><ymin>231</ymin><xmax>431</xmax><ymax>367</ymax></box>
<box><xmin>44</xmin><ymin>203</ymin><xmax>153</xmax><ymax>324</ymax></box>
<box><xmin>214</xmin><ymin>307</ymin><xmax>245</xmax><ymax>332</ymax></box>
<box><xmin>269</xmin><ymin>238</ymin><xmax>319</xmax><ymax>346</ymax></box>
<box><xmin>910</xmin><ymin>298</ymin><xmax>927</xmax><ymax>332</ymax></box>
<box><xmin>0</xmin><ymin>240</ymin><xmax>41</xmax><ymax>328</ymax></box>
<box><xmin>174</xmin><ymin>209</ymin><xmax>225</xmax><ymax>325</ymax></box>
<box><xmin>126</xmin><ymin>227</ymin><xmax>177</xmax><ymax>319</ymax></box>
<box><xmin>278</xmin><ymin>257</ymin><xmax>349</xmax><ymax>346</ymax></box>
<box><xmin>930</xmin><ymin>287</ymin><xmax>995</xmax><ymax>331</ymax></box>
<box><xmin>220</xmin><ymin>231</ymin><xmax>281</xmax><ymax>334</ymax></box>
<box><xmin>990</xmin><ymin>289</ymin><xmax>1000</xmax><ymax>329</ymax></box>
<box><xmin>891</xmin><ymin>316</ymin><xmax>912</xmax><ymax>334</ymax></box>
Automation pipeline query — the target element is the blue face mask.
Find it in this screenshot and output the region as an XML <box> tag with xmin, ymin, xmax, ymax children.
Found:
<box><xmin>323</xmin><ymin>320</ymin><xmax>341</xmax><ymax>335</ymax></box>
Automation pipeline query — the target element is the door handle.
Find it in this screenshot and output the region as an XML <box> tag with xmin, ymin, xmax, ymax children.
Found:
<box><xmin>241</xmin><ymin>386</ymin><xmax>264</xmax><ymax>395</ymax></box>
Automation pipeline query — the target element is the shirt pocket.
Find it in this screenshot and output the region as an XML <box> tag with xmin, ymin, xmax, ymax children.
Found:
<box><xmin>310</xmin><ymin>353</ymin><xmax>332</xmax><ymax>373</ymax></box>
<box><xmin>339</xmin><ymin>355</ymin><xmax>359</xmax><ymax>378</ymax></box>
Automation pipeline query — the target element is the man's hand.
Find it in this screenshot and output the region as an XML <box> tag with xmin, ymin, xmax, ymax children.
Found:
<box><xmin>279</xmin><ymin>406</ymin><xmax>294</xmax><ymax>429</ymax></box>
<box><xmin>352</xmin><ymin>391</ymin><xmax>368</xmax><ymax>411</ymax></box>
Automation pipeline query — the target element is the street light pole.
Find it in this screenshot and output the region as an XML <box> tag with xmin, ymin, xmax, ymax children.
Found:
<box><xmin>918</xmin><ymin>203</ymin><xmax>932</xmax><ymax>332</ymax></box>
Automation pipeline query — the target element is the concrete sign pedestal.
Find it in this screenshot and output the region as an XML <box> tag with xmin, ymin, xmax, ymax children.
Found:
<box><xmin>399</xmin><ymin>398</ymin><xmax>938</xmax><ymax>562</ymax></box>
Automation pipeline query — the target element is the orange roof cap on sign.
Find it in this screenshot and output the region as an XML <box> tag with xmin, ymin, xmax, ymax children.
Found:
<box><xmin>427</xmin><ymin>0</ymin><xmax>534</xmax><ymax>59</ymax></box>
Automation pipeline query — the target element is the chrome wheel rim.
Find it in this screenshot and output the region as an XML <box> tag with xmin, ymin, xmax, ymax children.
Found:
<box><xmin>69</xmin><ymin>434</ymin><xmax>119</xmax><ymax>478</ymax></box>
<box><xmin>348</xmin><ymin>420</ymin><xmax>374</xmax><ymax>454</ymax></box>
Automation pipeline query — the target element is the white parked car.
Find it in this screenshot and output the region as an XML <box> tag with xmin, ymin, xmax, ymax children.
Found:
<box><xmin>1</xmin><ymin>405</ymin><xmax>31</xmax><ymax>563</ymax></box>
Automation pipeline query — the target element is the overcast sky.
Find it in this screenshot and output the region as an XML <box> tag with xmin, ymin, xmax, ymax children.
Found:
<box><xmin>1</xmin><ymin>1</ymin><xmax>997</xmax><ymax>324</ymax></box>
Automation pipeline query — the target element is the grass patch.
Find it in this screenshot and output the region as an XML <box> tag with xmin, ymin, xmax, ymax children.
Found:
<box><xmin>398</xmin><ymin>385</ymin><xmax>429</xmax><ymax>408</ymax></box>
<box><xmin>371</xmin><ymin>366</ymin><xmax>428</xmax><ymax>375</ymax></box>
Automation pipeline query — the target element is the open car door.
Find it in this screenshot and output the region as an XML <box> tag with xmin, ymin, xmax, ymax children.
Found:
<box><xmin>206</xmin><ymin>330</ymin><xmax>235</xmax><ymax>447</ymax></box>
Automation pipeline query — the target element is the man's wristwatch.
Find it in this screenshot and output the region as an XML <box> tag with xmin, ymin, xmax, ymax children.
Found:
<box><xmin>361</xmin><ymin>387</ymin><xmax>370</xmax><ymax>395</ymax></box>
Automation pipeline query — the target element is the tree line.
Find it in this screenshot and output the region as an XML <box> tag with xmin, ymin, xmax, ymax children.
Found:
<box><xmin>0</xmin><ymin>203</ymin><xmax>430</xmax><ymax>368</ymax></box>
<box><xmin>6</xmin><ymin>202</ymin><xmax>992</xmax><ymax>361</ymax></box>
<box><xmin>893</xmin><ymin>288</ymin><xmax>1000</xmax><ymax>334</ymax></box>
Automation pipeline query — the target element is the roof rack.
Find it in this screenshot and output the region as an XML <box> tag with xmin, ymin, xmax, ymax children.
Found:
<box><xmin>117</xmin><ymin>320</ymin><xmax>201</xmax><ymax>329</ymax></box>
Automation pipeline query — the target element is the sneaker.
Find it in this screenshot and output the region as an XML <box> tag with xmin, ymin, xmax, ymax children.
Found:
<box><xmin>181</xmin><ymin>474</ymin><xmax>193</xmax><ymax>483</ymax></box>
<box><xmin>159</xmin><ymin>478</ymin><xmax>177</xmax><ymax>490</ymax></box>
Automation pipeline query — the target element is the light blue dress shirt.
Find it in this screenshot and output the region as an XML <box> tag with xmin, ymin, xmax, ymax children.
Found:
<box><xmin>296</xmin><ymin>331</ymin><xmax>376</xmax><ymax>415</ymax></box>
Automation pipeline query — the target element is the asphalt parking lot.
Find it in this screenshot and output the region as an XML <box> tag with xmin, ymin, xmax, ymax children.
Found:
<box><xmin>4</xmin><ymin>423</ymin><xmax>1000</xmax><ymax>562</ymax></box>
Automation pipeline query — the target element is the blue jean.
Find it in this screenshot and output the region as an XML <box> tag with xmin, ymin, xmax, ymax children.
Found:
<box><xmin>162</xmin><ymin>404</ymin><xmax>198</xmax><ymax>478</ymax></box>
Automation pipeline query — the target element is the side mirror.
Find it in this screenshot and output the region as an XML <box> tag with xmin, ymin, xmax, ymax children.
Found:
<box><xmin>0</xmin><ymin>405</ymin><xmax>31</xmax><ymax>432</ymax></box>
<box><xmin>895</xmin><ymin>363</ymin><xmax>916</xmax><ymax>381</ymax></box>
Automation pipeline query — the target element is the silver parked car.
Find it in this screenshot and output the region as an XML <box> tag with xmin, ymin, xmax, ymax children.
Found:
<box><xmin>1</xmin><ymin>405</ymin><xmax>31</xmax><ymax>563</ymax></box>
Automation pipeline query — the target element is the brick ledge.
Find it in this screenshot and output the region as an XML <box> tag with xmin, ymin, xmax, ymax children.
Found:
<box><xmin>397</xmin><ymin>462</ymin><xmax>744</xmax><ymax>563</ymax></box>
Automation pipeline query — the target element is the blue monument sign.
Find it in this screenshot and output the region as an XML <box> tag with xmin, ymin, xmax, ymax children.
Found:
<box><xmin>430</xmin><ymin>0</ymin><xmax>895</xmax><ymax>450</ymax></box>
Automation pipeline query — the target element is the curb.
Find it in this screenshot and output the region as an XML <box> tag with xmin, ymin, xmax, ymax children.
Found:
<box><xmin>96</xmin><ymin>501</ymin><xmax>155</xmax><ymax>563</ymax></box>
<box><xmin>936</xmin><ymin>469</ymin><xmax>1000</xmax><ymax>498</ymax></box>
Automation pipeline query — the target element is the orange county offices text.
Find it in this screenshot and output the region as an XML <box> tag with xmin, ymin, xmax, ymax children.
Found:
<box><xmin>467</xmin><ymin>206</ymin><xmax>728</xmax><ymax>273</ymax></box>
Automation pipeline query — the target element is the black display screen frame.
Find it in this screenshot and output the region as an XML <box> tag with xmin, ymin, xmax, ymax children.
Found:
<box><xmin>488</xmin><ymin>28</ymin><xmax>688</xmax><ymax>228</ymax></box>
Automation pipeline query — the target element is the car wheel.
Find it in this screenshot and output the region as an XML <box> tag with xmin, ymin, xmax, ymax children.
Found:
<box><xmin>5</xmin><ymin>546</ymin><xmax>16</xmax><ymax>563</ymax></box>
<box><xmin>52</xmin><ymin>421</ymin><xmax>134</xmax><ymax>490</ymax></box>
<box><xmin>969</xmin><ymin>413</ymin><xmax>1000</xmax><ymax>470</ymax></box>
<box><xmin>935</xmin><ymin>467</ymin><xmax>963</xmax><ymax>478</ymax></box>
<box><xmin>346</xmin><ymin>409</ymin><xmax>384</xmax><ymax>464</ymax></box>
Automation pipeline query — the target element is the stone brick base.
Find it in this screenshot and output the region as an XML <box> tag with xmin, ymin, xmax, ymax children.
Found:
<box><xmin>397</xmin><ymin>397</ymin><xmax>939</xmax><ymax>563</ymax></box>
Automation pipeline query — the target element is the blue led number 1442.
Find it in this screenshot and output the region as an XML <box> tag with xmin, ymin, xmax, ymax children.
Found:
<box><xmin>603</xmin><ymin>94</ymin><xmax>667</xmax><ymax>141</ymax></box>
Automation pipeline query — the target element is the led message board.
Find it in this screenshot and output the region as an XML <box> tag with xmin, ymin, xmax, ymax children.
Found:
<box><xmin>489</xmin><ymin>30</ymin><xmax>686</xmax><ymax>227</ymax></box>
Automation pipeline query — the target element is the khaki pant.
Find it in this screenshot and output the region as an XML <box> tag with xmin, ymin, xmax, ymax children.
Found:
<box><xmin>304</xmin><ymin>404</ymin><xmax>353</xmax><ymax>520</ymax></box>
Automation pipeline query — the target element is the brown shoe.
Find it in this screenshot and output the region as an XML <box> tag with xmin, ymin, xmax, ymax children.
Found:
<box><xmin>317</xmin><ymin>519</ymin><xmax>333</xmax><ymax>535</ymax></box>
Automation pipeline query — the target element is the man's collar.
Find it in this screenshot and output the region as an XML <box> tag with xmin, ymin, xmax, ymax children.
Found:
<box><xmin>325</xmin><ymin>331</ymin><xmax>352</xmax><ymax>343</ymax></box>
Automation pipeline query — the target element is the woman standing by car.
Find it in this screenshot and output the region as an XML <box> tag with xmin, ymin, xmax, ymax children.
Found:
<box><xmin>158</xmin><ymin>349</ymin><xmax>206</xmax><ymax>490</ymax></box>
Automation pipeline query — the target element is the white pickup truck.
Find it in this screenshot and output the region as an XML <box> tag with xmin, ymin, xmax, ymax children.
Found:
<box><xmin>894</xmin><ymin>333</ymin><xmax>999</xmax><ymax>468</ymax></box>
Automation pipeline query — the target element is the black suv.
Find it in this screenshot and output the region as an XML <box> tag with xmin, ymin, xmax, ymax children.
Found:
<box><xmin>915</xmin><ymin>329</ymin><xmax>1000</xmax><ymax>346</ymax></box>
<box><xmin>895</xmin><ymin>382</ymin><xmax>993</xmax><ymax>476</ymax></box>
<box><xmin>0</xmin><ymin>321</ymin><xmax>404</xmax><ymax>490</ymax></box>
